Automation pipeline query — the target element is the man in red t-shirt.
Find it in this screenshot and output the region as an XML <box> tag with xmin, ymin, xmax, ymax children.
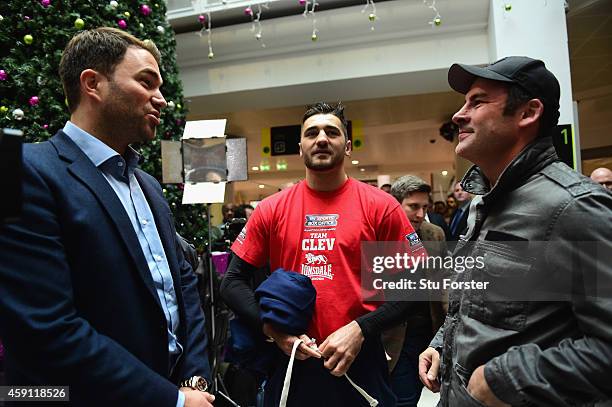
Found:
<box><xmin>221</xmin><ymin>102</ymin><xmax>424</xmax><ymax>406</ymax></box>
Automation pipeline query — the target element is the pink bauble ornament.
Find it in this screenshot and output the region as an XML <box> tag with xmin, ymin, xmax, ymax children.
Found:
<box><xmin>0</xmin><ymin>70</ymin><xmax>7</xmax><ymax>81</ymax></box>
<box><xmin>118</xmin><ymin>19</ymin><xmax>127</xmax><ymax>29</ymax></box>
<box><xmin>140</xmin><ymin>4</ymin><xmax>152</xmax><ymax>16</ymax></box>
<box><xmin>198</xmin><ymin>14</ymin><xmax>206</xmax><ymax>24</ymax></box>
<box><xmin>43</xmin><ymin>124</ymin><xmax>49</xmax><ymax>129</ymax></box>
<box><xmin>41</xmin><ymin>0</ymin><xmax>51</xmax><ymax>7</ymax></box>
<box><xmin>299</xmin><ymin>0</ymin><xmax>306</xmax><ymax>5</ymax></box>
<box><xmin>244</xmin><ymin>7</ymin><xmax>253</xmax><ymax>16</ymax></box>
<box><xmin>24</xmin><ymin>16</ymin><xmax>31</xmax><ymax>20</ymax></box>
<box><xmin>29</xmin><ymin>96</ymin><xmax>40</xmax><ymax>106</ymax></box>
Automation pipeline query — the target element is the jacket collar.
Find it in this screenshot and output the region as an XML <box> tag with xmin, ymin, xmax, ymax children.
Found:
<box><xmin>50</xmin><ymin>131</ymin><xmax>164</xmax><ymax>310</ymax></box>
<box><xmin>461</xmin><ymin>136</ymin><xmax>559</xmax><ymax>203</ymax></box>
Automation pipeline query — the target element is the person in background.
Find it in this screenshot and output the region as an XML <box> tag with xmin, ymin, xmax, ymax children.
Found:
<box><xmin>427</xmin><ymin>196</ymin><xmax>451</xmax><ymax>240</ymax></box>
<box><xmin>443</xmin><ymin>196</ymin><xmax>457</xmax><ymax>225</ymax></box>
<box><xmin>221</xmin><ymin>203</ymin><xmax>238</xmax><ymax>224</ymax></box>
<box><xmin>433</xmin><ymin>201</ymin><xmax>447</xmax><ymax>217</ymax></box>
<box><xmin>448</xmin><ymin>182</ymin><xmax>472</xmax><ymax>241</ymax></box>
<box><xmin>381</xmin><ymin>183</ymin><xmax>392</xmax><ymax>193</ymax></box>
<box><xmin>386</xmin><ymin>174</ymin><xmax>449</xmax><ymax>407</ymax></box>
<box><xmin>590</xmin><ymin>167</ymin><xmax>612</xmax><ymax>190</ymax></box>
<box><xmin>219</xmin><ymin>202</ymin><xmax>240</xmax><ymax>243</ymax></box>
<box><xmin>240</xmin><ymin>204</ymin><xmax>255</xmax><ymax>219</ymax></box>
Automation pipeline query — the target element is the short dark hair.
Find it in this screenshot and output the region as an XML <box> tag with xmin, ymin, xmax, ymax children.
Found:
<box><xmin>390</xmin><ymin>175</ymin><xmax>432</xmax><ymax>203</ymax></box>
<box><xmin>503</xmin><ymin>83</ymin><xmax>555</xmax><ymax>136</ymax></box>
<box><xmin>59</xmin><ymin>27</ymin><xmax>161</xmax><ymax>113</ymax></box>
<box><xmin>233</xmin><ymin>206</ymin><xmax>246</xmax><ymax>219</ymax></box>
<box><xmin>302</xmin><ymin>102</ymin><xmax>348</xmax><ymax>137</ymax></box>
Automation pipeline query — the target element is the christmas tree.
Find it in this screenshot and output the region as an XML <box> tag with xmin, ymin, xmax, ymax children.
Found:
<box><xmin>0</xmin><ymin>0</ymin><xmax>211</xmax><ymax>250</ymax></box>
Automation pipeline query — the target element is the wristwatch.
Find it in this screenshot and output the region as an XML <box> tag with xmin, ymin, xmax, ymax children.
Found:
<box><xmin>179</xmin><ymin>376</ymin><xmax>209</xmax><ymax>392</ymax></box>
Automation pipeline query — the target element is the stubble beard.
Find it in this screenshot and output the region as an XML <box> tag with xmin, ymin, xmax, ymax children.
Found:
<box><xmin>303</xmin><ymin>151</ymin><xmax>344</xmax><ymax>171</ymax></box>
<box><xmin>100</xmin><ymin>82</ymin><xmax>153</xmax><ymax>147</ymax></box>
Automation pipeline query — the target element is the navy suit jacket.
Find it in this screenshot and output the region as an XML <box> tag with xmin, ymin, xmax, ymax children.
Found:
<box><xmin>0</xmin><ymin>131</ymin><xmax>210</xmax><ymax>406</ymax></box>
<box><xmin>449</xmin><ymin>203</ymin><xmax>470</xmax><ymax>241</ymax></box>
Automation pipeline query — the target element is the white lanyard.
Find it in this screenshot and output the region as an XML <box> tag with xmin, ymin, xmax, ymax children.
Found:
<box><xmin>279</xmin><ymin>339</ymin><xmax>379</xmax><ymax>407</ymax></box>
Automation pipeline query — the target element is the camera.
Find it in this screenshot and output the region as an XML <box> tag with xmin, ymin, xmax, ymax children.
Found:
<box><xmin>1</xmin><ymin>128</ymin><xmax>24</xmax><ymax>223</ymax></box>
<box><xmin>221</xmin><ymin>217</ymin><xmax>247</xmax><ymax>245</ymax></box>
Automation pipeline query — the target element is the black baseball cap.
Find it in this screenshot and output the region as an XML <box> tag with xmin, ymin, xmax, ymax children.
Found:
<box><xmin>448</xmin><ymin>56</ymin><xmax>561</xmax><ymax>128</ymax></box>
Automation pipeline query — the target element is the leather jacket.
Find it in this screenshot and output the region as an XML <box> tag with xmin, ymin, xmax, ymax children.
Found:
<box><xmin>431</xmin><ymin>136</ymin><xmax>612</xmax><ymax>406</ymax></box>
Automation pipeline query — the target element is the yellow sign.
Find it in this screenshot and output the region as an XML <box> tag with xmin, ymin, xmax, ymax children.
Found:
<box><xmin>261</xmin><ymin>128</ymin><xmax>271</xmax><ymax>157</ymax></box>
<box><xmin>351</xmin><ymin>120</ymin><xmax>364</xmax><ymax>150</ymax></box>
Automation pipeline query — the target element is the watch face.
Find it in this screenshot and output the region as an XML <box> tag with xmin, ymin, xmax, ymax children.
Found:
<box><xmin>181</xmin><ymin>376</ymin><xmax>208</xmax><ymax>392</ymax></box>
<box><xmin>195</xmin><ymin>376</ymin><xmax>208</xmax><ymax>392</ymax></box>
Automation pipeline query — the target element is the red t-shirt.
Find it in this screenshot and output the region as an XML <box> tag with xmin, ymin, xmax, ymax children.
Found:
<box><xmin>231</xmin><ymin>178</ymin><xmax>422</xmax><ymax>341</ymax></box>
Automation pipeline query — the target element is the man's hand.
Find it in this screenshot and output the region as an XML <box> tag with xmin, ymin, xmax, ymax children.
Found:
<box><xmin>418</xmin><ymin>347</ymin><xmax>441</xmax><ymax>392</ymax></box>
<box><xmin>467</xmin><ymin>365</ymin><xmax>510</xmax><ymax>407</ymax></box>
<box><xmin>180</xmin><ymin>388</ymin><xmax>215</xmax><ymax>407</ymax></box>
<box><xmin>263</xmin><ymin>322</ymin><xmax>321</xmax><ymax>360</ymax></box>
<box><xmin>318</xmin><ymin>320</ymin><xmax>364</xmax><ymax>377</ymax></box>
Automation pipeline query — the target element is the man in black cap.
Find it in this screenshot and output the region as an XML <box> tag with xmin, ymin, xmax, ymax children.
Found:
<box><xmin>418</xmin><ymin>56</ymin><xmax>612</xmax><ymax>406</ymax></box>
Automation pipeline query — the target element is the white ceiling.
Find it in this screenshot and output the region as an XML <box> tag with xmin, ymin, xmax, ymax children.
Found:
<box><xmin>175</xmin><ymin>0</ymin><xmax>489</xmax><ymax>113</ymax></box>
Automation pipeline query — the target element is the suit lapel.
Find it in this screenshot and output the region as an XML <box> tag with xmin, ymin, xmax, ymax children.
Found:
<box><xmin>51</xmin><ymin>132</ymin><xmax>162</xmax><ymax>309</ymax></box>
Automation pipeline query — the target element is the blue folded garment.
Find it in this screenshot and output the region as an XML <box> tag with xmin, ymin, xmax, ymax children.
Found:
<box><xmin>229</xmin><ymin>269</ymin><xmax>316</xmax><ymax>374</ymax></box>
<box><xmin>255</xmin><ymin>269</ymin><xmax>316</xmax><ymax>335</ymax></box>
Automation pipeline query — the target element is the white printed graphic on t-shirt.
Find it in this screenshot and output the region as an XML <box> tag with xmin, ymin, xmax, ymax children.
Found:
<box><xmin>301</xmin><ymin>215</ymin><xmax>338</xmax><ymax>281</ymax></box>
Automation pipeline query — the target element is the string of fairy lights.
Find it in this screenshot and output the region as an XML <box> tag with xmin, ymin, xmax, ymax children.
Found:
<box><xmin>302</xmin><ymin>0</ymin><xmax>319</xmax><ymax>41</ymax></box>
<box><xmin>189</xmin><ymin>0</ymin><xmax>517</xmax><ymax>61</ymax></box>
<box><xmin>423</xmin><ymin>0</ymin><xmax>442</xmax><ymax>27</ymax></box>
<box><xmin>196</xmin><ymin>12</ymin><xmax>214</xmax><ymax>59</ymax></box>
<box><xmin>251</xmin><ymin>3</ymin><xmax>268</xmax><ymax>46</ymax></box>
<box><xmin>362</xmin><ymin>0</ymin><xmax>377</xmax><ymax>31</ymax></box>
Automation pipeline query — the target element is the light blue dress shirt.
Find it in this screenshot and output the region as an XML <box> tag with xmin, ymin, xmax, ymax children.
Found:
<box><xmin>63</xmin><ymin>122</ymin><xmax>185</xmax><ymax>407</ymax></box>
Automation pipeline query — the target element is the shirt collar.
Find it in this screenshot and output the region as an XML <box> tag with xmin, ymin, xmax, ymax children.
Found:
<box><xmin>62</xmin><ymin>121</ymin><xmax>141</xmax><ymax>170</ymax></box>
<box><xmin>63</xmin><ymin>121</ymin><xmax>118</xmax><ymax>167</ymax></box>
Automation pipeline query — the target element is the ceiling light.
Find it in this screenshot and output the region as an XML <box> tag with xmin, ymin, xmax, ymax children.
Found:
<box><xmin>441</xmin><ymin>170</ymin><xmax>448</xmax><ymax>176</ymax></box>
<box><xmin>252</xmin><ymin>166</ymin><xmax>259</xmax><ymax>171</ymax></box>
<box><xmin>351</xmin><ymin>160</ymin><xmax>359</xmax><ymax>165</ymax></box>
<box><xmin>359</xmin><ymin>168</ymin><xmax>365</xmax><ymax>172</ymax></box>
<box><xmin>258</xmin><ymin>184</ymin><xmax>265</xmax><ymax>189</ymax></box>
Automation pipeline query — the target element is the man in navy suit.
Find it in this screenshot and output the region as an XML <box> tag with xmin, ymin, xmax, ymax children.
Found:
<box><xmin>448</xmin><ymin>181</ymin><xmax>472</xmax><ymax>241</ymax></box>
<box><xmin>0</xmin><ymin>28</ymin><xmax>213</xmax><ymax>407</ymax></box>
